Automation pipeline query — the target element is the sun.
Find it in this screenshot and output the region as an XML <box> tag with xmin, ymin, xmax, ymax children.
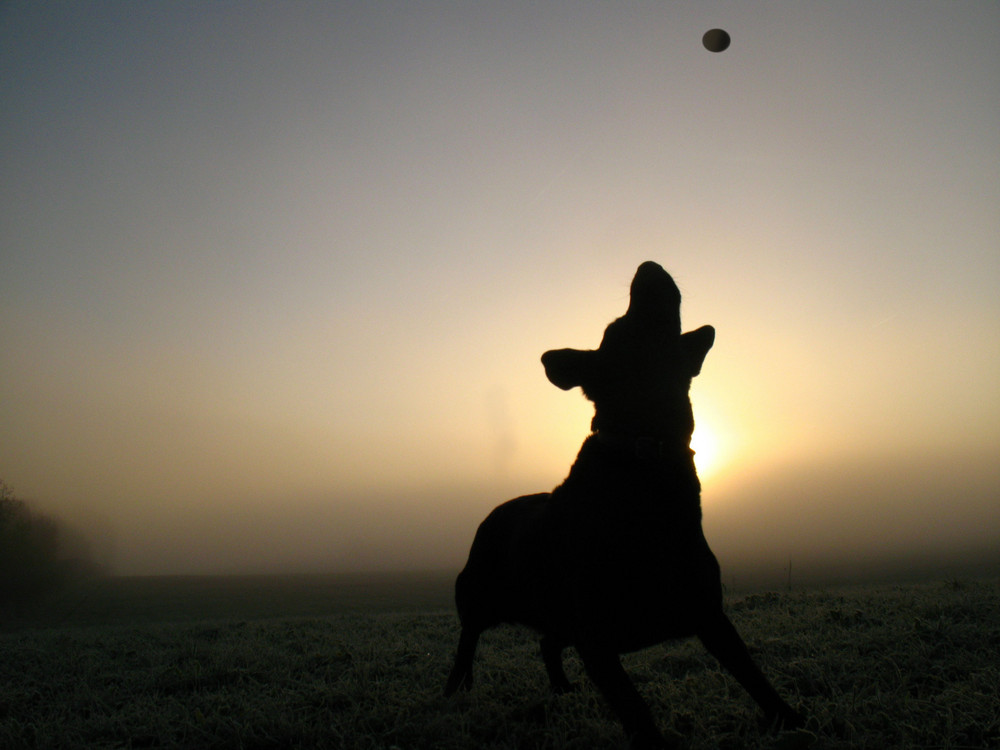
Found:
<box><xmin>690</xmin><ymin>421</ymin><xmax>722</xmax><ymax>481</ymax></box>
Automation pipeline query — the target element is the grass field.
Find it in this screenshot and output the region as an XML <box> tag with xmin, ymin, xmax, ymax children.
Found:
<box><xmin>2</xmin><ymin>574</ymin><xmax>998</xmax><ymax>749</ymax></box>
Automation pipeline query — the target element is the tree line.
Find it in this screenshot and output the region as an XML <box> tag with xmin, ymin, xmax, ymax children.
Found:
<box><xmin>1</xmin><ymin>479</ymin><xmax>105</xmax><ymax>609</ymax></box>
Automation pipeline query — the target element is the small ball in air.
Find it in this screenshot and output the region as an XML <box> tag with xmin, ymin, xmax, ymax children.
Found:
<box><xmin>702</xmin><ymin>28</ymin><xmax>731</xmax><ymax>53</ymax></box>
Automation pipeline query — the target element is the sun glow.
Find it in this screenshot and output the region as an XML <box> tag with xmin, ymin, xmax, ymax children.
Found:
<box><xmin>690</xmin><ymin>421</ymin><xmax>722</xmax><ymax>481</ymax></box>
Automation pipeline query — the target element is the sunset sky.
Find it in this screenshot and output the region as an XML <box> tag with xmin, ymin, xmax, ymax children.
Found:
<box><xmin>2</xmin><ymin>2</ymin><xmax>997</xmax><ymax>579</ymax></box>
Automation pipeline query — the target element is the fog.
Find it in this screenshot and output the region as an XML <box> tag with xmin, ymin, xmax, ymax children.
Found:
<box><xmin>33</xmin><ymin>444</ymin><xmax>995</xmax><ymax>590</ymax></box>
<box><xmin>2</xmin><ymin>2</ymin><xmax>998</xmax><ymax>588</ymax></box>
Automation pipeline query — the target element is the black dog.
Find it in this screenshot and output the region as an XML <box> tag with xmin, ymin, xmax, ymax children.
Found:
<box><xmin>444</xmin><ymin>262</ymin><xmax>803</xmax><ymax>748</ymax></box>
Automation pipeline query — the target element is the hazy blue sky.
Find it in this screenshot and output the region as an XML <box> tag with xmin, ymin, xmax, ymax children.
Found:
<box><xmin>2</xmin><ymin>2</ymin><xmax>997</xmax><ymax>577</ymax></box>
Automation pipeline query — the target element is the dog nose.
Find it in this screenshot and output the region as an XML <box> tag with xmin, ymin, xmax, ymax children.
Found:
<box><xmin>635</xmin><ymin>260</ymin><xmax>670</xmax><ymax>280</ymax></box>
<box><xmin>635</xmin><ymin>260</ymin><xmax>667</xmax><ymax>277</ymax></box>
<box><xmin>632</xmin><ymin>262</ymin><xmax>674</xmax><ymax>293</ymax></box>
<box><xmin>629</xmin><ymin>262</ymin><xmax>681</xmax><ymax>328</ymax></box>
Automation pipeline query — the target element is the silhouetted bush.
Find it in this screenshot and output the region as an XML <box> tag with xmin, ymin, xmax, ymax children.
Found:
<box><xmin>0</xmin><ymin>479</ymin><xmax>105</xmax><ymax>609</ymax></box>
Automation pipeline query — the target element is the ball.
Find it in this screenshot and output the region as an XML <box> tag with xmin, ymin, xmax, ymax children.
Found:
<box><xmin>702</xmin><ymin>28</ymin><xmax>731</xmax><ymax>53</ymax></box>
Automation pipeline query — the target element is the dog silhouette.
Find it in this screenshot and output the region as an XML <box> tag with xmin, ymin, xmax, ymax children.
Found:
<box><xmin>444</xmin><ymin>262</ymin><xmax>803</xmax><ymax>748</ymax></box>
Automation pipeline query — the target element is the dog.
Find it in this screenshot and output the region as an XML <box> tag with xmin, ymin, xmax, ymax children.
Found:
<box><xmin>444</xmin><ymin>262</ymin><xmax>803</xmax><ymax>748</ymax></box>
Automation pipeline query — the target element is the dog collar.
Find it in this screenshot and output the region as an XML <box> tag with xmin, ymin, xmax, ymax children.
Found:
<box><xmin>593</xmin><ymin>431</ymin><xmax>694</xmax><ymax>462</ymax></box>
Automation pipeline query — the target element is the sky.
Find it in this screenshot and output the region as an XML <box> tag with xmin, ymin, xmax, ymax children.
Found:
<box><xmin>2</xmin><ymin>2</ymin><xmax>998</xmax><ymax>580</ymax></box>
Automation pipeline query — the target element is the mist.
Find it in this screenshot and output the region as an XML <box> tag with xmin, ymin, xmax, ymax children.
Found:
<box><xmin>43</xmin><ymin>444</ymin><xmax>994</xmax><ymax>590</ymax></box>
<box><xmin>3</xmin><ymin>3</ymin><xmax>997</xmax><ymax>593</ymax></box>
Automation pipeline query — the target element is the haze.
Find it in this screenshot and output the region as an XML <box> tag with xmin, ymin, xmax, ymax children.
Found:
<box><xmin>2</xmin><ymin>2</ymin><xmax>997</xmax><ymax>583</ymax></box>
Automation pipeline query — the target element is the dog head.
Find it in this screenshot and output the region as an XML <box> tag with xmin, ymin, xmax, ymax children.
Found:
<box><xmin>541</xmin><ymin>262</ymin><xmax>714</xmax><ymax>442</ymax></box>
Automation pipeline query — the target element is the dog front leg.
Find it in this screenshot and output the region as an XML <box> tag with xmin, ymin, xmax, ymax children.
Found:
<box><xmin>540</xmin><ymin>635</ymin><xmax>574</xmax><ymax>694</ymax></box>
<box><xmin>697</xmin><ymin>612</ymin><xmax>804</xmax><ymax>729</ymax></box>
<box><xmin>576</xmin><ymin>643</ymin><xmax>668</xmax><ymax>749</ymax></box>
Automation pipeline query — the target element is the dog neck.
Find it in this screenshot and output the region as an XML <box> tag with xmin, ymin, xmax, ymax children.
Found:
<box><xmin>593</xmin><ymin>430</ymin><xmax>695</xmax><ymax>463</ymax></box>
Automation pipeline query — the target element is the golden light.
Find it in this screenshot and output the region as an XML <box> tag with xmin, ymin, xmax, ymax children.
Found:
<box><xmin>690</xmin><ymin>421</ymin><xmax>722</xmax><ymax>481</ymax></box>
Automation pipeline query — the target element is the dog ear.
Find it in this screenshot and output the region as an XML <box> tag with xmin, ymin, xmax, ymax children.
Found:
<box><xmin>681</xmin><ymin>325</ymin><xmax>715</xmax><ymax>377</ymax></box>
<box><xmin>541</xmin><ymin>348</ymin><xmax>594</xmax><ymax>391</ymax></box>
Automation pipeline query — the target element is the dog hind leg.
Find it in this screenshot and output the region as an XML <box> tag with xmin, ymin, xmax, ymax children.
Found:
<box><xmin>444</xmin><ymin>626</ymin><xmax>480</xmax><ymax>696</ymax></box>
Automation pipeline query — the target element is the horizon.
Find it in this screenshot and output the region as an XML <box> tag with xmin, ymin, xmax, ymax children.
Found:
<box><xmin>2</xmin><ymin>2</ymin><xmax>998</xmax><ymax>579</ymax></box>
<box><xmin>103</xmin><ymin>551</ymin><xmax>1000</xmax><ymax>590</ymax></box>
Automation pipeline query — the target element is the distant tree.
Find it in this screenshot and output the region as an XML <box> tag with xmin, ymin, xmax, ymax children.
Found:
<box><xmin>0</xmin><ymin>479</ymin><xmax>105</xmax><ymax>609</ymax></box>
